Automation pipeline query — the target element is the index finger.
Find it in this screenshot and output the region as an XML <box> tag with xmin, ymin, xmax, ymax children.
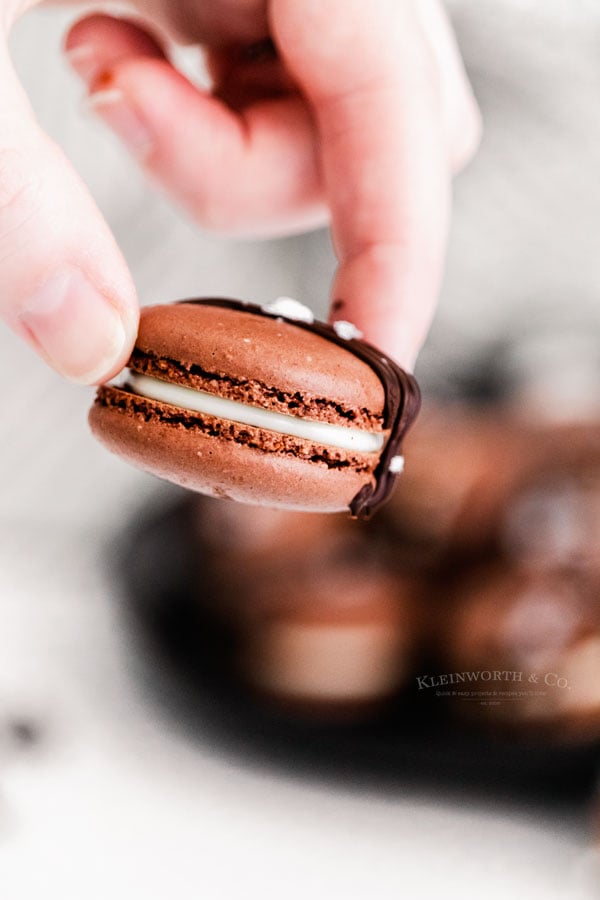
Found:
<box><xmin>271</xmin><ymin>0</ymin><xmax>450</xmax><ymax>369</ymax></box>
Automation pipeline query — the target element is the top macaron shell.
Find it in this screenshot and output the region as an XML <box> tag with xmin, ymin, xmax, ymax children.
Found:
<box><xmin>89</xmin><ymin>301</ymin><xmax>389</xmax><ymax>513</ymax></box>
<box><xmin>135</xmin><ymin>303</ymin><xmax>386</xmax><ymax>419</ymax></box>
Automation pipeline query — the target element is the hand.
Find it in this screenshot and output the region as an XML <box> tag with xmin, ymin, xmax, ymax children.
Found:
<box><xmin>0</xmin><ymin>1</ymin><xmax>480</xmax><ymax>382</ymax></box>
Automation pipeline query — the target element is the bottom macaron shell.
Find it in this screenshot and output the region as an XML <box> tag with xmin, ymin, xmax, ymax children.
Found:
<box><xmin>89</xmin><ymin>394</ymin><xmax>376</xmax><ymax>512</ymax></box>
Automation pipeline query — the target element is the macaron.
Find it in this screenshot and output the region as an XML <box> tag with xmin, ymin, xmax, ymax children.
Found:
<box><xmin>437</xmin><ymin>565</ymin><xmax>600</xmax><ymax>740</ymax></box>
<box><xmin>383</xmin><ymin>404</ymin><xmax>530</xmax><ymax>557</ymax></box>
<box><xmin>240</xmin><ymin>551</ymin><xmax>417</xmax><ymax>717</ymax></box>
<box><xmin>89</xmin><ymin>298</ymin><xmax>420</xmax><ymax>517</ymax></box>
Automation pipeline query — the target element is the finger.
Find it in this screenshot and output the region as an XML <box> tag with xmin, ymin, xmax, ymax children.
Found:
<box><xmin>64</xmin><ymin>13</ymin><xmax>167</xmax><ymax>85</ymax></box>
<box><xmin>0</xmin><ymin>39</ymin><xmax>138</xmax><ymax>384</ymax></box>
<box><xmin>65</xmin><ymin>15</ymin><xmax>327</xmax><ymax>237</ymax></box>
<box><xmin>271</xmin><ymin>0</ymin><xmax>452</xmax><ymax>368</ymax></box>
<box><xmin>415</xmin><ymin>0</ymin><xmax>481</xmax><ymax>172</ymax></box>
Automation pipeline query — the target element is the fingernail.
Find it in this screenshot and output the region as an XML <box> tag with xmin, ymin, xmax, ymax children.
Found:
<box><xmin>19</xmin><ymin>270</ymin><xmax>128</xmax><ymax>384</ymax></box>
<box><xmin>86</xmin><ymin>87</ymin><xmax>154</xmax><ymax>161</ymax></box>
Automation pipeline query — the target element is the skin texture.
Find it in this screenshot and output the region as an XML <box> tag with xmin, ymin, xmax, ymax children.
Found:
<box><xmin>0</xmin><ymin>0</ymin><xmax>480</xmax><ymax>382</ymax></box>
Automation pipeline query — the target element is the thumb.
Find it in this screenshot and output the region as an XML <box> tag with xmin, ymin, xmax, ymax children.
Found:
<box><xmin>0</xmin><ymin>38</ymin><xmax>137</xmax><ymax>384</ymax></box>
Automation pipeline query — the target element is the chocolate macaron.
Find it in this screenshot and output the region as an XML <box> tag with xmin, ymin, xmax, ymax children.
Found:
<box><xmin>89</xmin><ymin>298</ymin><xmax>420</xmax><ymax>516</ymax></box>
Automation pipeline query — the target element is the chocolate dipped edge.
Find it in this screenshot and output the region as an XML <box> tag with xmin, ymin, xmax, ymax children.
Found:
<box><xmin>176</xmin><ymin>298</ymin><xmax>421</xmax><ymax>519</ymax></box>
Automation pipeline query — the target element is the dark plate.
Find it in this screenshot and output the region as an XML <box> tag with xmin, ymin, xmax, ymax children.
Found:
<box><xmin>109</xmin><ymin>495</ymin><xmax>600</xmax><ymax>809</ymax></box>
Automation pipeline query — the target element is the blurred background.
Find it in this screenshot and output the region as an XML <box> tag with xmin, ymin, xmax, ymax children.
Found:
<box><xmin>1</xmin><ymin>1</ymin><xmax>600</xmax><ymax>897</ymax></box>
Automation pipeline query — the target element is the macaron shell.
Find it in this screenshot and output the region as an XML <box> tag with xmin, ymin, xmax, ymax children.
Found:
<box><xmin>89</xmin><ymin>393</ymin><xmax>375</xmax><ymax>512</ymax></box>
<box><xmin>135</xmin><ymin>302</ymin><xmax>385</xmax><ymax>417</ymax></box>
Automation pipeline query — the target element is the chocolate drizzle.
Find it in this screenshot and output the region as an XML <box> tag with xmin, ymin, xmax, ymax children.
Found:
<box><xmin>179</xmin><ymin>298</ymin><xmax>421</xmax><ymax>519</ymax></box>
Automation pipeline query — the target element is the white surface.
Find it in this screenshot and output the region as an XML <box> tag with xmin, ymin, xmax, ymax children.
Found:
<box><xmin>0</xmin><ymin>3</ymin><xmax>598</xmax><ymax>898</ymax></box>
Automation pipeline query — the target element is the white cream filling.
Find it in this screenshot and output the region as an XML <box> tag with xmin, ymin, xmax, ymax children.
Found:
<box><xmin>126</xmin><ymin>372</ymin><xmax>384</xmax><ymax>453</ymax></box>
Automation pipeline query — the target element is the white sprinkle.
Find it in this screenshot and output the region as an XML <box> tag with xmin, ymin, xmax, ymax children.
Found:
<box><xmin>389</xmin><ymin>455</ymin><xmax>405</xmax><ymax>474</ymax></box>
<box><xmin>262</xmin><ymin>296</ymin><xmax>315</xmax><ymax>323</ymax></box>
<box><xmin>333</xmin><ymin>320</ymin><xmax>363</xmax><ymax>341</ymax></box>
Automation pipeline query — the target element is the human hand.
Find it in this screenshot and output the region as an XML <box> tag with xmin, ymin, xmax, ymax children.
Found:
<box><xmin>1</xmin><ymin>0</ymin><xmax>480</xmax><ymax>383</ymax></box>
<box><xmin>0</xmin><ymin>0</ymin><xmax>139</xmax><ymax>384</ymax></box>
